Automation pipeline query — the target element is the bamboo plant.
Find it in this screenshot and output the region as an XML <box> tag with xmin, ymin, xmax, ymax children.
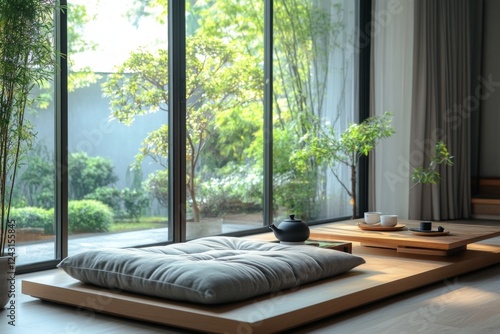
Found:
<box><xmin>0</xmin><ymin>0</ymin><xmax>57</xmax><ymax>257</ymax></box>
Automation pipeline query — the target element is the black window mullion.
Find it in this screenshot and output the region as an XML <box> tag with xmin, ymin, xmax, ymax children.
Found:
<box><xmin>263</xmin><ymin>0</ymin><xmax>273</xmax><ymax>227</ymax></box>
<box><xmin>168</xmin><ymin>0</ymin><xmax>187</xmax><ymax>242</ymax></box>
<box><xmin>56</xmin><ymin>0</ymin><xmax>69</xmax><ymax>261</ymax></box>
<box><xmin>357</xmin><ymin>0</ymin><xmax>372</xmax><ymax>218</ymax></box>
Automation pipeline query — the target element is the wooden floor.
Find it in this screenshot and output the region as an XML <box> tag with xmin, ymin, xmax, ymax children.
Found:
<box><xmin>2</xmin><ymin>220</ymin><xmax>500</xmax><ymax>333</ymax></box>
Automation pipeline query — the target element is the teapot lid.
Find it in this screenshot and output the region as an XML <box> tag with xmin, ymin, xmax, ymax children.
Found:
<box><xmin>283</xmin><ymin>214</ymin><xmax>301</xmax><ymax>222</ymax></box>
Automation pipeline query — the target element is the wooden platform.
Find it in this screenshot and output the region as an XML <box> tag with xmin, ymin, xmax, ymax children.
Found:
<box><xmin>472</xmin><ymin>197</ymin><xmax>500</xmax><ymax>217</ymax></box>
<box><xmin>471</xmin><ymin>178</ymin><xmax>500</xmax><ymax>219</ymax></box>
<box><xmin>22</xmin><ymin>237</ymin><xmax>500</xmax><ymax>333</ymax></box>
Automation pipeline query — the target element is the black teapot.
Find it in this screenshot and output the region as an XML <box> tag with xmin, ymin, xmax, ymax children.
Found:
<box><xmin>269</xmin><ymin>214</ymin><xmax>310</xmax><ymax>243</ymax></box>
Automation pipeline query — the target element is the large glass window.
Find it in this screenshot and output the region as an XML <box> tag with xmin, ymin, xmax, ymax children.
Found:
<box><xmin>184</xmin><ymin>1</ymin><xmax>265</xmax><ymax>239</ymax></box>
<box><xmin>272</xmin><ymin>0</ymin><xmax>359</xmax><ymax>222</ymax></box>
<box><xmin>11</xmin><ymin>3</ymin><xmax>57</xmax><ymax>266</ymax></box>
<box><xmin>15</xmin><ymin>0</ymin><xmax>361</xmax><ymax>269</ymax></box>
<box><xmin>15</xmin><ymin>98</ymin><xmax>57</xmax><ymax>266</ymax></box>
<box><xmin>67</xmin><ymin>0</ymin><xmax>169</xmax><ymax>255</ymax></box>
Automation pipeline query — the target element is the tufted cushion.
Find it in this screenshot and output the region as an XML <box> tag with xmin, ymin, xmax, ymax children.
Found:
<box><xmin>57</xmin><ymin>236</ymin><xmax>365</xmax><ymax>304</ymax></box>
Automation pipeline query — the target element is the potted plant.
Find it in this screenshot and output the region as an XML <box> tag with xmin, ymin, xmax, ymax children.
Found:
<box><xmin>0</xmin><ymin>0</ymin><xmax>58</xmax><ymax>308</ymax></box>
<box><xmin>409</xmin><ymin>140</ymin><xmax>454</xmax><ymax>222</ymax></box>
<box><xmin>410</xmin><ymin>141</ymin><xmax>454</xmax><ymax>185</ymax></box>
<box><xmin>293</xmin><ymin>112</ymin><xmax>395</xmax><ymax>219</ymax></box>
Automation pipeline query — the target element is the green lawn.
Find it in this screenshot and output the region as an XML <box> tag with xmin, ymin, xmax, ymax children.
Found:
<box><xmin>109</xmin><ymin>216</ymin><xmax>168</xmax><ymax>232</ymax></box>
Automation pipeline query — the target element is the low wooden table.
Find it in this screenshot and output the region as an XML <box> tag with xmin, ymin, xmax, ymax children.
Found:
<box><xmin>309</xmin><ymin>219</ymin><xmax>500</xmax><ymax>256</ymax></box>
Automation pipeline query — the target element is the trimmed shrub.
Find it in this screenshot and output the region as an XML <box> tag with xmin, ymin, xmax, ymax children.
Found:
<box><xmin>9</xmin><ymin>207</ymin><xmax>54</xmax><ymax>234</ymax></box>
<box><xmin>68</xmin><ymin>200</ymin><xmax>113</xmax><ymax>233</ymax></box>
<box><xmin>68</xmin><ymin>152</ymin><xmax>118</xmax><ymax>200</ymax></box>
<box><xmin>18</xmin><ymin>145</ymin><xmax>55</xmax><ymax>209</ymax></box>
<box><xmin>121</xmin><ymin>187</ymin><xmax>150</xmax><ymax>221</ymax></box>
<box><xmin>84</xmin><ymin>187</ymin><xmax>123</xmax><ymax>216</ymax></box>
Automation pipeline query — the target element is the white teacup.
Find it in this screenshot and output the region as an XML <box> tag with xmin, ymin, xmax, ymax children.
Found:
<box><xmin>380</xmin><ymin>214</ymin><xmax>398</xmax><ymax>227</ymax></box>
<box><xmin>364</xmin><ymin>212</ymin><xmax>382</xmax><ymax>225</ymax></box>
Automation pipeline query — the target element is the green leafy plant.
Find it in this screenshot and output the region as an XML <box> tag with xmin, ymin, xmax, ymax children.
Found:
<box><xmin>68</xmin><ymin>152</ymin><xmax>118</xmax><ymax>200</ymax></box>
<box><xmin>84</xmin><ymin>186</ymin><xmax>150</xmax><ymax>221</ymax></box>
<box><xmin>198</xmin><ymin>166</ymin><xmax>262</xmax><ymax>217</ymax></box>
<box><xmin>145</xmin><ymin>169</ymin><xmax>169</xmax><ymax>209</ymax></box>
<box><xmin>0</xmin><ymin>0</ymin><xmax>58</xmax><ymax>257</ymax></box>
<box><xmin>84</xmin><ymin>187</ymin><xmax>123</xmax><ymax>216</ymax></box>
<box><xmin>294</xmin><ymin>112</ymin><xmax>395</xmax><ymax>219</ymax></box>
<box><xmin>68</xmin><ymin>200</ymin><xmax>113</xmax><ymax>233</ymax></box>
<box><xmin>411</xmin><ymin>141</ymin><xmax>454</xmax><ymax>185</ymax></box>
<box><xmin>18</xmin><ymin>144</ymin><xmax>54</xmax><ymax>209</ymax></box>
<box><xmin>9</xmin><ymin>207</ymin><xmax>54</xmax><ymax>234</ymax></box>
<box><xmin>106</xmin><ymin>0</ymin><xmax>353</xmax><ymax>223</ymax></box>
<box><xmin>103</xmin><ymin>34</ymin><xmax>261</xmax><ymax>223</ymax></box>
<box><xmin>121</xmin><ymin>188</ymin><xmax>150</xmax><ymax>221</ymax></box>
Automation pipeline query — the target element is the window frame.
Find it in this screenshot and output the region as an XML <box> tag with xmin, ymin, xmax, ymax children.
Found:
<box><xmin>17</xmin><ymin>0</ymin><xmax>371</xmax><ymax>273</ymax></box>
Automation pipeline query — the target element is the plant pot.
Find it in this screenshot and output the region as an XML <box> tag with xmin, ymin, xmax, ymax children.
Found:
<box><xmin>0</xmin><ymin>255</ymin><xmax>15</xmax><ymax>309</ymax></box>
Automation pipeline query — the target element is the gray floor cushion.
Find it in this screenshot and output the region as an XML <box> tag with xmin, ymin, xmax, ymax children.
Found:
<box><xmin>57</xmin><ymin>236</ymin><xmax>365</xmax><ymax>304</ymax></box>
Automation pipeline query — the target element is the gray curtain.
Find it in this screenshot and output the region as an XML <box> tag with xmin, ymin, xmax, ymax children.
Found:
<box><xmin>368</xmin><ymin>0</ymin><xmax>376</xmax><ymax>212</ymax></box>
<box><xmin>409</xmin><ymin>0</ymin><xmax>483</xmax><ymax>220</ymax></box>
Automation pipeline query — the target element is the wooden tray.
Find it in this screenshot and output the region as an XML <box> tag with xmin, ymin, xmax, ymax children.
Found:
<box><xmin>272</xmin><ymin>240</ymin><xmax>352</xmax><ymax>253</ymax></box>
<box><xmin>408</xmin><ymin>228</ymin><xmax>450</xmax><ymax>236</ymax></box>
<box><xmin>357</xmin><ymin>222</ymin><xmax>406</xmax><ymax>231</ymax></box>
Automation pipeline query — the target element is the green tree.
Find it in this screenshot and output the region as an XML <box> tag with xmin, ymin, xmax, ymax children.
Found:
<box><xmin>110</xmin><ymin>0</ymin><xmax>354</xmax><ymax>222</ymax></box>
<box><xmin>273</xmin><ymin>1</ymin><xmax>351</xmax><ymax>219</ymax></box>
<box><xmin>68</xmin><ymin>152</ymin><xmax>118</xmax><ymax>200</ymax></box>
<box><xmin>121</xmin><ymin>187</ymin><xmax>149</xmax><ymax>221</ymax></box>
<box><xmin>200</xmin><ymin>1</ymin><xmax>352</xmax><ymax>220</ymax></box>
<box><xmin>1</xmin><ymin>0</ymin><xmax>58</xmax><ymax>257</ymax></box>
<box><xmin>34</xmin><ymin>2</ymin><xmax>100</xmax><ymax>111</ymax></box>
<box><xmin>103</xmin><ymin>11</ymin><xmax>262</xmax><ymax>222</ymax></box>
<box><xmin>18</xmin><ymin>145</ymin><xmax>54</xmax><ymax>208</ymax></box>
<box><xmin>294</xmin><ymin>112</ymin><xmax>395</xmax><ymax>219</ymax></box>
<box><xmin>66</xmin><ymin>2</ymin><xmax>100</xmax><ymax>91</ymax></box>
<box><xmin>84</xmin><ymin>186</ymin><xmax>122</xmax><ymax>216</ymax></box>
<box><xmin>145</xmin><ymin>169</ymin><xmax>168</xmax><ymax>209</ymax></box>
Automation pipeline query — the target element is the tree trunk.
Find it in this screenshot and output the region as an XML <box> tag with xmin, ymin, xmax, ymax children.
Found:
<box><xmin>187</xmin><ymin>176</ymin><xmax>201</xmax><ymax>223</ymax></box>
<box><xmin>351</xmin><ymin>164</ymin><xmax>357</xmax><ymax>219</ymax></box>
<box><xmin>191</xmin><ymin>195</ymin><xmax>201</xmax><ymax>223</ymax></box>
